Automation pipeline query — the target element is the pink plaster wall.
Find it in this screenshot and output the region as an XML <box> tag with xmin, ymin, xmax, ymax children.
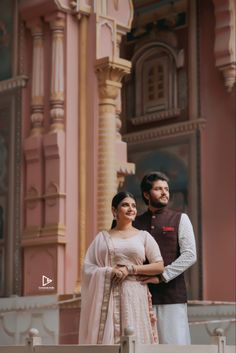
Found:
<box><xmin>199</xmin><ymin>0</ymin><xmax>236</xmax><ymax>301</ymax></box>
<box><xmin>107</xmin><ymin>0</ymin><xmax>132</xmax><ymax>28</ymax></box>
<box><xmin>86</xmin><ymin>13</ymin><xmax>99</xmax><ymax>244</ymax></box>
<box><xmin>99</xmin><ymin>22</ymin><xmax>114</xmax><ymax>58</ymax></box>
<box><xmin>24</xmin><ymin>245</ymin><xmax>58</xmax><ymax>295</ymax></box>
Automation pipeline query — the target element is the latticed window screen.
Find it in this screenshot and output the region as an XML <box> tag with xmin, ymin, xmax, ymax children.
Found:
<box><xmin>147</xmin><ymin>64</ymin><xmax>165</xmax><ymax>102</ymax></box>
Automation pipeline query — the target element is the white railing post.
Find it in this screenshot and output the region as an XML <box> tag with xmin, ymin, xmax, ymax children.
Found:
<box><xmin>25</xmin><ymin>328</ymin><xmax>42</xmax><ymax>351</ymax></box>
<box><xmin>121</xmin><ymin>327</ymin><xmax>136</xmax><ymax>353</ymax></box>
<box><xmin>211</xmin><ymin>328</ymin><xmax>226</xmax><ymax>353</ymax></box>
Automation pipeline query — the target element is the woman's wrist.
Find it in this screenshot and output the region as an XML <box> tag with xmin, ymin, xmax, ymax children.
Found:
<box><xmin>126</xmin><ymin>264</ymin><xmax>138</xmax><ymax>275</ymax></box>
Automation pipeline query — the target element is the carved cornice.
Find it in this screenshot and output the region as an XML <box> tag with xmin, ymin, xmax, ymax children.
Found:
<box><xmin>131</xmin><ymin>108</ymin><xmax>181</xmax><ymax>125</ymax></box>
<box><xmin>124</xmin><ymin>118</ymin><xmax>206</xmax><ymax>144</ymax></box>
<box><xmin>0</xmin><ymin>75</ymin><xmax>28</xmax><ymax>93</ymax></box>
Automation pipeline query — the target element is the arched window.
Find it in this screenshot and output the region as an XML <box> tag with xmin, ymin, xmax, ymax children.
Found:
<box><xmin>133</xmin><ymin>43</ymin><xmax>181</xmax><ymax>118</ymax></box>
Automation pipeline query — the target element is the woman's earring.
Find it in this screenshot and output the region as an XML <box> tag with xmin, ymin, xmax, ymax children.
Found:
<box><xmin>113</xmin><ymin>213</ymin><xmax>117</xmax><ymax>220</ymax></box>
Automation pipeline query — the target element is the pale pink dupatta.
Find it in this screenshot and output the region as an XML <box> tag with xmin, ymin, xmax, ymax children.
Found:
<box><xmin>79</xmin><ymin>232</ymin><xmax>115</xmax><ymax>344</ymax></box>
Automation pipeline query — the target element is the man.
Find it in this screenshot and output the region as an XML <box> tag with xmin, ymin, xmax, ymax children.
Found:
<box><xmin>134</xmin><ymin>171</ymin><xmax>197</xmax><ymax>344</ymax></box>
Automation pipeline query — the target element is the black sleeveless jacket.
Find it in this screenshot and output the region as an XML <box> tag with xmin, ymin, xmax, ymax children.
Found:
<box><xmin>134</xmin><ymin>207</ymin><xmax>187</xmax><ymax>305</ymax></box>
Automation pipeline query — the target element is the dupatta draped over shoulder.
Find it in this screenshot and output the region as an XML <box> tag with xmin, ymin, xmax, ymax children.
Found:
<box><xmin>79</xmin><ymin>231</ymin><xmax>114</xmax><ymax>344</ymax></box>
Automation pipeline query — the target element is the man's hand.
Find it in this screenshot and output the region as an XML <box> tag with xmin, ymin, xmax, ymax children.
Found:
<box><xmin>139</xmin><ymin>276</ymin><xmax>160</xmax><ymax>284</ymax></box>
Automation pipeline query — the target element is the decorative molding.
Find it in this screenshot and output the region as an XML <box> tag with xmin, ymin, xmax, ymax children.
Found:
<box><xmin>124</xmin><ymin>118</ymin><xmax>206</xmax><ymax>144</ymax></box>
<box><xmin>116</xmin><ymin>161</ymin><xmax>135</xmax><ymax>175</ymax></box>
<box><xmin>44</xmin><ymin>182</ymin><xmax>66</xmax><ymax>207</ymax></box>
<box><xmin>116</xmin><ymin>161</ymin><xmax>135</xmax><ymax>188</ymax></box>
<box><xmin>25</xmin><ymin>186</ymin><xmax>42</xmax><ymax>209</ymax></box>
<box><xmin>71</xmin><ymin>0</ymin><xmax>91</xmax><ymax>17</ymax></box>
<box><xmin>213</xmin><ymin>0</ymin><xmax>236</xmax><ymax>92</ymax></box>
<box><xmin>131</xmin><ymin>108</ymin><xmax>181</xmax><ymax>125</ymax></box>
<box><xmin>23</xmin><ymin>226</ymin><xmax>41</xmax><ymax>237</ymax></box>
<box><xmin>41</xmin><ymin>223</ymin><xmax>66</xmax><ymax>237</ymax></box>
<box><xmin>0</xmin><ymin>75</ymin><xmax>28</xmax><ymax>93</ymax></box>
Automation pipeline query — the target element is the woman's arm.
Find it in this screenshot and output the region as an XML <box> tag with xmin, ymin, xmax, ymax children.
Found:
<box><xmin>135</xmin><ymin>261</ymin><xmax>164</xmax><ymax>275</ymax></box>
<box><xmin>117</xmin><ymin>261</ymin><xmax>164</xmax><ymax>279</ymax></box>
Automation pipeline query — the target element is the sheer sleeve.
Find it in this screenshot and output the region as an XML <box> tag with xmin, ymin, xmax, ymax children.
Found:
<box><xmin>144</xmin><ymin>231</ymin><xmax>163</xmax><ymax>263</ymax></box>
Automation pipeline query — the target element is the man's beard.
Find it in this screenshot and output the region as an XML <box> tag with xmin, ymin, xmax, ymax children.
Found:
<box><xmin>149</xmin><ymin>198</ymin><xmax>168</xmax><ymax>209</ymax></box>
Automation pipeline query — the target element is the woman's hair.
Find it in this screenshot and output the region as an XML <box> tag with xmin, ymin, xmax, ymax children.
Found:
<box><xmin>141</xmin><ymin>171</ymin><xmax>169</xmax><ymax>205</ymax></box>
<box><xmin>112</xmin><ymin>191</ymin><xmax>136</xmax><ymax>209</ymax></box>
<box><xmin>111</xmin><ymin>191</ymin><xmax>136</xmax><ymax>228</ymax></box>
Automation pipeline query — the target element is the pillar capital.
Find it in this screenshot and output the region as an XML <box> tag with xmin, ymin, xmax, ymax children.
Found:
<box><xmin>95</xmin><ymin>57</ymin><xmax>131</xmax><ymax>84</ymax></box>
<box><xmin>95</xmin><ymin>57</ymin><xmax>131</xmax><ymax>100</ymax></box>
<box><xmin>45</xmin><ymin>11</ymin><xmax>66</xmax><ymax>30</ymax></box>
<box><xmin>26</xmin><ymin>18</ymin><xmax>44</xmax><ymax>35</ymax></box>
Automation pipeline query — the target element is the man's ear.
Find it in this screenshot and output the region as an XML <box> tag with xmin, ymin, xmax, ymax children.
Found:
<box><xmin>143</xmin><ymin>192</ymin><xmax>150</xmax><ymax>202</ymax></box>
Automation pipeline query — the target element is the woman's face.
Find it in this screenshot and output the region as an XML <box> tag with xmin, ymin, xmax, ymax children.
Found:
<box><xmin>113</xmin><ymin>197</ymin><xmax>137</xmax><ymax>222</ymax></box>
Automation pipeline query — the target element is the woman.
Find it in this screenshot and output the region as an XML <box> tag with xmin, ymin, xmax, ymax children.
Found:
<box><xmin>79</xmin><ymin>191</ymin><xmax>164</xmax><ymax>344</ymax></box>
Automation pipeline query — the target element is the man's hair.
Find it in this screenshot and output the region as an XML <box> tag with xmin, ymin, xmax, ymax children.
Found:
<box><xmin>140</xmin><ymin>171</ymin><xmax>169</xmax><ymax>205</ymax></box>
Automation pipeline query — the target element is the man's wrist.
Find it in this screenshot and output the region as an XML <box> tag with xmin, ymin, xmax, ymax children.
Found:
<box><xmin>157</xmin><ymin>274</ymin><xmax>166</xmax><ymax>283</ymax></box>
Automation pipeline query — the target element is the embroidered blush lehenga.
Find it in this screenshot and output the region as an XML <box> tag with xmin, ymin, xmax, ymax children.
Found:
<box><xmin>79</xmin><ymin>230</ymin><xmax>163</xmax><ymax>344</ymax></box>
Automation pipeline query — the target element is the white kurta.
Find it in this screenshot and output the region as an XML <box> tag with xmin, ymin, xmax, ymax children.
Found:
<box><xmin>155</xmin><ymin>213</ymin><xmax>197</xmax><ymax>344</ymax></box>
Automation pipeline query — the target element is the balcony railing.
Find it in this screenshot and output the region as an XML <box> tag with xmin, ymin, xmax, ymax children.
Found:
<box><xmin>0</xmin><ymin>327</ymin><xmax>235</xmax><ymax>353</ymax></box>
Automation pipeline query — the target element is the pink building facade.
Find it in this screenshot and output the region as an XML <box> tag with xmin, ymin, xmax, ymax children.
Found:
<box><xmin>0</xmin><ymin>0</ymin><xmax>235</xmax><ymax>346</ymax></box>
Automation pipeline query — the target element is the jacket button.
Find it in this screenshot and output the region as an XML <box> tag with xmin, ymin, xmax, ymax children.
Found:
<box><xmin>151</xmin><ymin>225</ymin><xmax>155</xmax><ymax>229</ymax></box>
<box><xmin>152</xmin><ymin>215</ymin><xmax>156</xmax><ymax>219</ymax></box>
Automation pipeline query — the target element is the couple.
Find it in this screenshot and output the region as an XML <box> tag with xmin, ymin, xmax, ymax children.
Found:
<box><xmin>79</xmin><ymin>172</ymin><xmax>197</xmax><ymax>345</ymax></box>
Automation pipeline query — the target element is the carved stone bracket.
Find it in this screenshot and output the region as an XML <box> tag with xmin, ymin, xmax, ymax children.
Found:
<box><xmin>213</xmin><ymin>0</ymin><xmax>236</xmax><ymax>91</ymax></box>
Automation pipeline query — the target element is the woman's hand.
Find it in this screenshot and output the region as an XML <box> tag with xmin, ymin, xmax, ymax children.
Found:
<box><xmin>112</xmin><ymin>265</ymin><xmax>128</xmax><ymax>285</ymax></box>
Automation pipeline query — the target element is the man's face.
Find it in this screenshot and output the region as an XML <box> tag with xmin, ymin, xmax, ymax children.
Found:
<box><xmin>144</xmin><ymin>180</ymin><xmax>170</xmax><ymax>209</ymax></box>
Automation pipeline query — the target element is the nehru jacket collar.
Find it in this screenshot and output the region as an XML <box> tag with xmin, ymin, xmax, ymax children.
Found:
<box><xmin>147</xmin><ymin>206</ymin><xmax>167</xmax><ymax>215</ymax></box>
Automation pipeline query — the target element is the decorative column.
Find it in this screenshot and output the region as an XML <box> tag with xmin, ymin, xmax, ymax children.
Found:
<box><xmin>23</xmin><ymin>19</ymin><xmax>45</xmax><ymax>238</ymax></box>
<box><xmin>95</xmin><ymin>57</ymin><xmax>131</xmax><ymax>230</ymax></box>
<box><xmin>48</xmin><ymin>12</ymin><xmax>65</xmax><ymax>131</ymax></box>
<box><xmin>29</xmin><ymin>21</ymin><xmax>45</xmax><ymax>134</ymax></box>
<box><xmin>43</xmin><ymin>12</ymin><xmax>66</xmax><ymax>237</ymax></box>
<box><xmin>74</xmin><ymin>13</ymin><xmax>89</xmax><ymax>294</ymax></box>
<box><xmin>22</xmin><ymin>19</ymin><xmax>48</xmax><ymax>295</ymax></box>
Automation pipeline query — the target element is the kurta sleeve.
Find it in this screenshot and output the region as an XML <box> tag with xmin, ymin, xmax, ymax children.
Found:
<box><xmin>144</xmin><ymin>231</ymin><xmax>163</xmax><ymax>263</ymax></box>
<box><xmin>162</xmin><ymin>213</ymin><xmax>197</xmax><ymax>282</ymax></box>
